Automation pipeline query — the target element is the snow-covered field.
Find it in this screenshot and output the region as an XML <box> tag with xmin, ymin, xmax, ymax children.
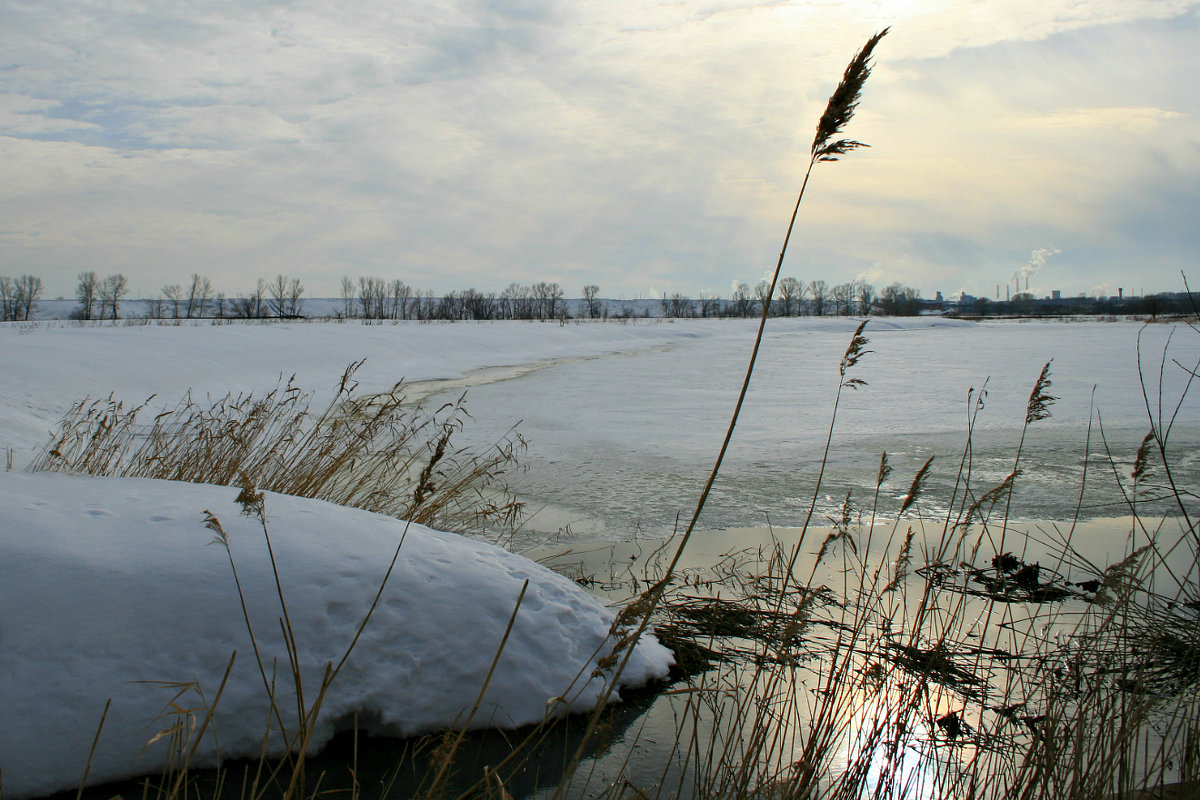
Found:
<box><xmin>1</xmin><ymin>316</ymin><xmax>1197</xmax><ymax>797</ymax></box>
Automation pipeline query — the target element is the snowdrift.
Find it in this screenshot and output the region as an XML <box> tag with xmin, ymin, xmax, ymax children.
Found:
<box><xmin>0</xmin><ymin>472</ymin><xmax>673</xmax><ymax>798</ymax></box>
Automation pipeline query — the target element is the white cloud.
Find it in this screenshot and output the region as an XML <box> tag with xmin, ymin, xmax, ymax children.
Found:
<box><xmin>0</xmin><ymin>1</ymin><xmax>1197</xmax><ymax>299</ymax></box>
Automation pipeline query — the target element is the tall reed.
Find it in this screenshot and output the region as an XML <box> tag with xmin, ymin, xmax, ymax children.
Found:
<box><xmin>27</xmin><ymin>361</ymin><xmax>527</xmax><ymax>535</ymax></box>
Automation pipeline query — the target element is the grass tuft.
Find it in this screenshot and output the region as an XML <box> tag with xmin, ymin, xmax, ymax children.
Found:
<box><xmin>27</xmin><ymin>361</ymin><xmax>527</xmax><ymax>536</ymax></box>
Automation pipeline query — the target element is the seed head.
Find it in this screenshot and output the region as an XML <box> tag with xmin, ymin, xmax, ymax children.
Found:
<box><xmin>812</xmin><ymin>29</ymin><xmax>889</xmax><ymax>162</ymax></box>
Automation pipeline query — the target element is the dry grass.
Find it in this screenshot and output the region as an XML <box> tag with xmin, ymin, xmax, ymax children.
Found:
<box><xmin>26</xmin><ymin>360</ymin><xmax>528</xmax><ymax>535</ymax></box>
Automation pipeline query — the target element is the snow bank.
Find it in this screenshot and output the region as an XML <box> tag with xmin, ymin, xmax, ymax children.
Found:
<box><xmin>0</xmin><ymin>472</ymin><xmax>674</xmax><ymax>799</ymax></box>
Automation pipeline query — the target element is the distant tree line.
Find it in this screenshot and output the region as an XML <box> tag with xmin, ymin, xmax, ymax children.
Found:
<box><xmin>655</xmin><ymin>279</ymin><xmax>922</xmax><ymax>319</ymax></box>
<box><xmin>1</xmin><ymin>268</ymin><xmax>1192</xmax><ymax>323</ymax></box>
<box><xmin>338</xmin><ymin>277</ymin><xmax>571</xmax><ymax>321</ymax></box>
<box><xmin>958</xmin><ymin>291</ymin><xmax>1200</xmax><ymax>319</ymax></box>
<box><xmin>147</xmin><ymin>273</ymin><xmax>305</xmax><ymax>320</ymax></box>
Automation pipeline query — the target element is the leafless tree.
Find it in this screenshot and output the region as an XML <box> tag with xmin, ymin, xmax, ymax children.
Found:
<box><xmin>809</xmin><ymin>279</ymin><xmax>829</xmax><ymax>316</ymax></box>
<box><xmin>730</xmin><ymin>282</ymin><xmax>754</xmax><ymax>317</ymax></box>
<box><xmin>857</xmin><ymin>281</ymin><xmax>874</xmax><ymax>315</ymax></box>
<box><xmin>0</xmin><ymin>275</ymin><xmax>38</xmax><ymax>321</ymax></box>
<box><xmin>184</xmin><ymin>273</ymin><xmax>213</xmax><ymax>318</ymax></box>
<box><xmin>388</xmin><ymin>280</ymin><xmax>411</xmax><ymax>319</ymax></box>
<box><xmin>232</xmin><ymin>278</ymin><xmax>269</xmax><ymax>319</ymax></box>
<box><xmin>832</xmin><ymin>282</ymin><xmax>856</xmax><ymax>315</ymax></box>
<box><xmin>268</xmin><ymin>274</ymin><xmax>304</xmax><ymax>318</ymax></box>
<box><xmin>100</xmin><ymin>273</ymin><xmax>128</xmax><ymax>320</ymax></box>
<box><xmin>162</xmin><ymin>284</ymin><xmax>184</xmax><ymax>319</ymax></box>
<box><xmin>776</xmin><ymin>276</ymin><xmax>806</xmax><ymax>316</ymax></box>
<box><xmin>75</xmin><ymin>271</ymin><xmax>99</xmax><ymax>320</ymax></box>
<box><xmin>754</xmin><ymin>280</ymin><xmax>773</xmax><ymax>315</ymax></box>
<box><xmin>502</xmin><ymin>283</ymin><xmax>534</xmax><ymax>320</ymax></box>
<box><xmin>358</xmin><ymin>276</ymin><xmax>388</xmax><ymax>319</ymax></box>
<box><xmin>531</xmin><ymin>281</ymin><xmax>564</xmax><ymax>320</ymax></box>
<box><xmin>0</xmin><ymin>276</ymin><xmax>14</xmax><ymax>321</ymax></box>
<box><xmin>661</xmin><ymin>293</ymin><xmax>696</xmax><ymax>318</ymax></box>
<box><xmin>582</xmin><ymin>284</ymin><xmax>602</xmax><ymax>319</ymax></box>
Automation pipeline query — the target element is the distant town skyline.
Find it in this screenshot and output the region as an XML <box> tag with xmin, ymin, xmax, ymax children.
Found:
<box><xmin>2</xmin><ymin>2</ymin><xmax>1198</xmax><ymax>302</ymax></box>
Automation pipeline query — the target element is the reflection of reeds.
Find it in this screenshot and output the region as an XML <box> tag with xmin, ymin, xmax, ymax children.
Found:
<box><xmin>27</xmin><ymin>360</ymin><xmax>527</xmax><ymax>535</ymax></box>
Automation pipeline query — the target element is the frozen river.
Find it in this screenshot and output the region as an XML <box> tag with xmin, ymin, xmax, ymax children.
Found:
<box><xmin>416</xmin><ymin>317</ymin><xmax>1200</xmax><ymax>544</ymax></box>
<box><xmin>3</xmin><ymin>314</ymin><xmax>1196</xmax><ymax>544</ymax></box>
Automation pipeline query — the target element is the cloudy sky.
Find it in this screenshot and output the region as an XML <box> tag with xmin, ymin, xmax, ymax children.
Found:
<box><xmin>1</xmin><ymin>0</ymin><xmax>1197</xmax><ymax>302</ymax></box>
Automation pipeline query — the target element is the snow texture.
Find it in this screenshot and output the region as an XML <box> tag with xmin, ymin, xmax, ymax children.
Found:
<box><xmin>0</xmin><ymin>472</ymin><xmax>673</xmax><ymax>799</ymax></box>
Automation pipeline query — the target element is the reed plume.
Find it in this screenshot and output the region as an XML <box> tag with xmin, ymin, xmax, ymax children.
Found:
<box><xmin>813</xmin><ymin>28</ymin><xmax>889</xmax><ymax>162</ymax></box>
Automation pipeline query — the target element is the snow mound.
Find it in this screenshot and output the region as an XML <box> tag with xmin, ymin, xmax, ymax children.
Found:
<box><xmin>0</xmin><ymin>472</ymin><xmax>673</xmax><ymax>799</ymax></box>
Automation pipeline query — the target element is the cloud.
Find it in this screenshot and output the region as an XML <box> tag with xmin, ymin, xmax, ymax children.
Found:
<box><xmin>0</xmin><ymin>1</ymin><xmax>1197</xmax><ymax>300</ymax></box>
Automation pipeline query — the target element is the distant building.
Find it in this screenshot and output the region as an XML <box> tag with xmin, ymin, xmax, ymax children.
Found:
<box><xmin>1051</xmin><ymin>290</ymin><xmax>1061</xmax><ymax>300</ymax></box>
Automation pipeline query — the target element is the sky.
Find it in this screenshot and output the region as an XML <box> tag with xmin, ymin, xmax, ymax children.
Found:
<box><xmin>1</xmin><ymin>0</ymin><xmax>1198</xmax><ymax>303</ymax></box>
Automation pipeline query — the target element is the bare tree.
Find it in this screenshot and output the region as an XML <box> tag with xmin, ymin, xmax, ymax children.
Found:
<box><xmin>776</xmin><ymin>277</ymin><xmax>806</xmax><ymax>317</ymax></box>
<box><xmin>162</xmin><ymin>284</ymin><xmax>184</xmax><ymax>319</ymax></box>
<box><xmin>0</xmin><ymin>276</ymin><xmax>14</xmax><ymax>321</ymax></box>
<box><xmin>857</xmin><ymin>281</ymin><xmax>874</xmax><ymax>315</ymax></box>
<box><xmin>832</xmin><ymin>282</ymin><xmax>856</xmax><ymax>315</ymax></box>
<box><xmin>531</xmin><ymin>281</ymin><xmax>564</xmax><ymax>320</ymax></box>
<box><xmin>340</xmin><ymin>275</ymin><xmax>356</xmax><ymax>318</ymax></box>
<box><xmin>100</xmin><ymin>273</ymin><xmax>128</xmax><ymax>320</ymax></box>
<box><xmin>358</xmin><ymin>276</ymin><xmax>388</xmax><ymax>319</ymax></box>
<box><xmin>582</xmin><ymin>284</ymin><xmax>602</xmax><ymax>319</ymax></box>
<box><xmin>809</xmin><ymin>279</ymin><xmax>829</xmax><ymax>316</ymax></box>
<box><xmin>459</xmin><ymin>288</ymin><xmax>496</xmax><ymax>320</ymax></box>
<box><xmin>754</xmin><ymin>280</ymin><xmax>773</xmax><ymax>315</ymax></box>
<box><xmin>661</xmin><ymin>293</ymin><xmax>696</xmax><ymax>318</ymax></box>
<box><xmin>9</xmin><ymin>274</ymin><xmax>44</xmax><ymax>321</ymax></box>
<box><xmin>390</xmin><ymin>279</ymin><xmax>412</xmax><ymax>320</ymax></box>
<box><xmin>286</xmin><ymin>277</ymin><xmax>305</xmax><ymax>318</ymax></box>
<box><xmin>75</xmin><ymin>271</ymin><xmax>99</xmax><ymax>320</ymax></box>
<box><xmin>184</xmin><ymin>273</ymin><xmax>213</xmax><ymax>318</ymax></box>
<box><xmin>268</xmin><ymin>274</ymin><xmax>304</xmax><ymax>318</ymax></box>
<box><xmin>502</xmin><ymin>283</ymin><xmax>533</xmax><ymax>320</ymax></box>
<box><xmin>233</xmin><ymin>278</ymin><xmax>268</xmax><ymax>319</ymax></box>
<box><xmin>699</xmin><ymin>293</ymin><xmax>722</xmax><ymax>318</ymax></box>
<box><xmin>731</xmin><ymin>282</ymin><xmax>754</xmax><ymax>317</ymax></box>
